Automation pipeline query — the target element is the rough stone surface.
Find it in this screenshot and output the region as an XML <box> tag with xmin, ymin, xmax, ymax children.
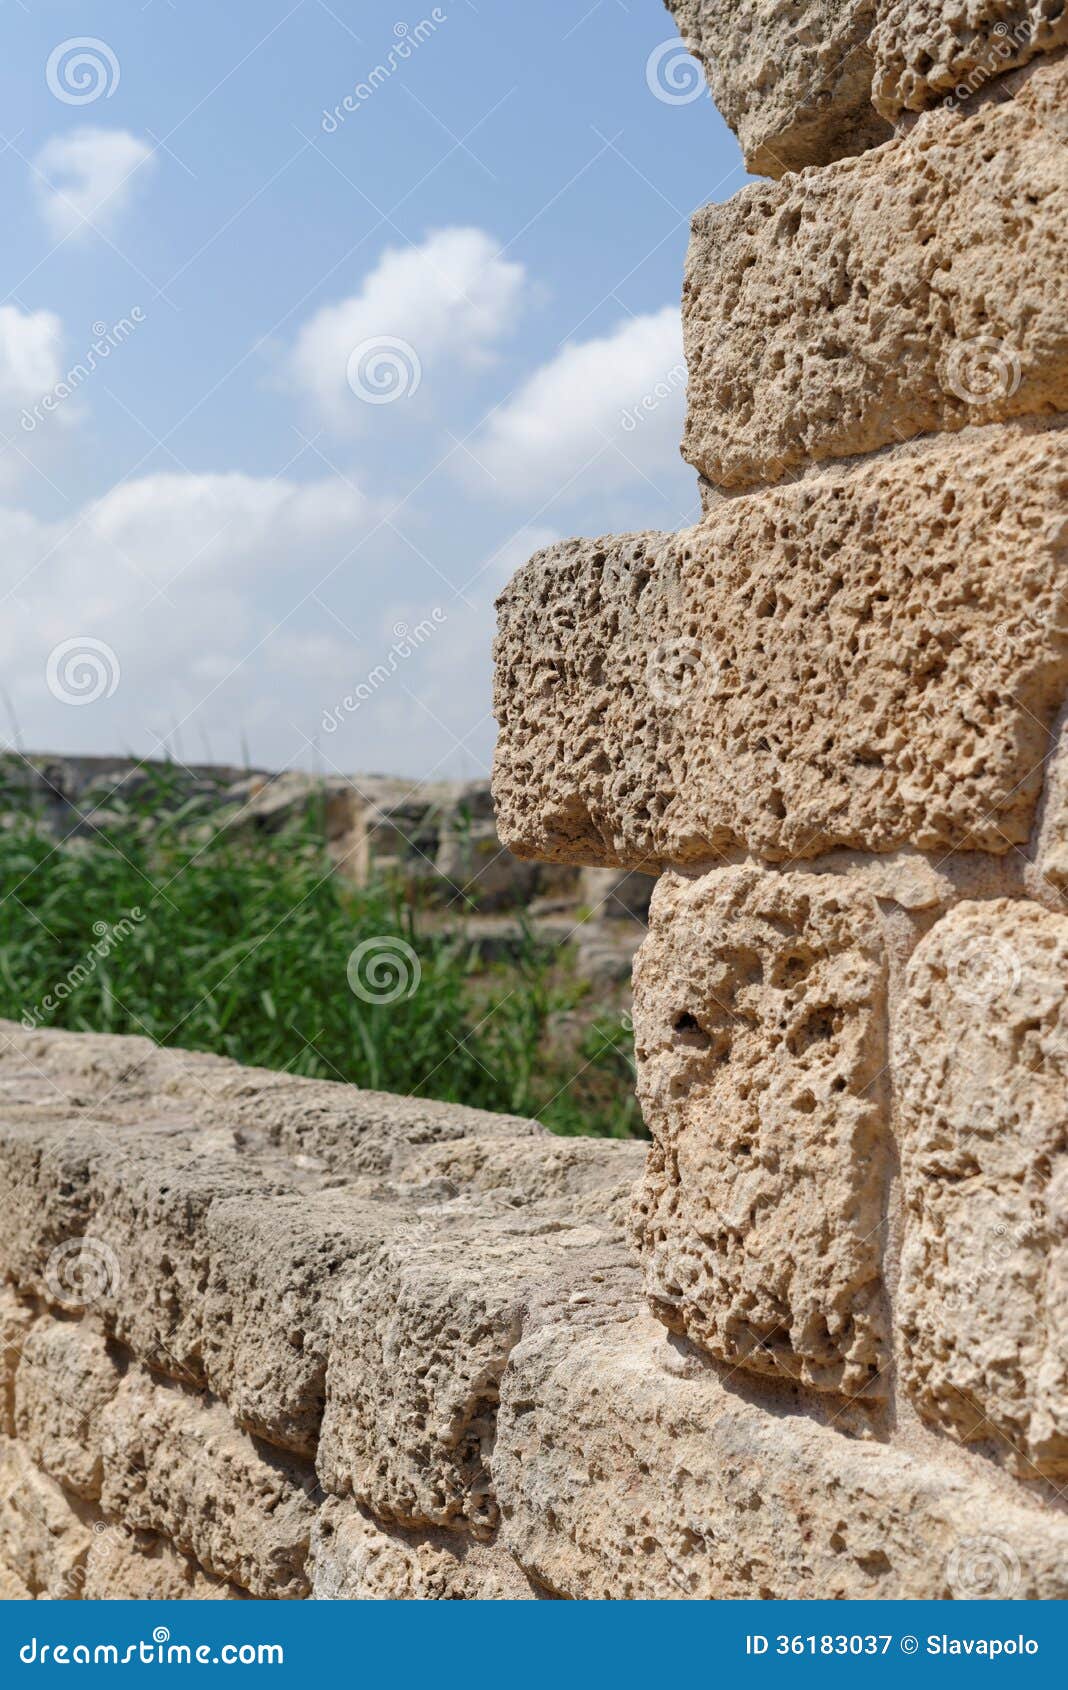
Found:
<box><xmin>100</xmin><ymin>1369</ymin><xmax>317</xmax><ymax>1598</ymax></box>
<box><xmin>83</xmin><ymin>1527</ymin><xmax>244</xmax><ymax>1600</ymax></box>
<box><xmin>683</xmin><ymin>56</ymin><xmax>1068</xmax><ymax>492</ymax></box>
<box><xmin>664</xmin><ymin>1</ymin><xmax>891</xmax><ymax>176</ymax></box>
<box><xmin>897</xmin><ymin>900</ymin><xmax>1068</xmax><ymax>1476</ymax></box>
<box><xmin>871</xmin><ymin>1</ymin><xmax>1068</xmax><ymax>118</ymax></box>
<box><xmin>318</xmin><ymin>1205</ymin><xmax>625</xmax><ymax>1534</ymax></box>
<box><xmin>493</xmin><ymin>422</ymin><xmax>1068</xmax><ymax>869</ymax></box>
<box><xmin>1</xmin><ymin>1284</ymin><xmax>33</xmax><ymax>1436</ymax></box>
<box><xmin>632</xmin><ymin>867</ymin><xmax>889</xmax><ymax>1394</ymax></box>
<box><xmin>496</xmin><ymin>1293</ymin><xmax>1068</xmax><ymax>1599</ymax></box>
<box><xmin>0</xmin><ymin>1439</ymin><xmax>95</xmax><ymax>1599</ymax></box>
<box><xmin>308</xmin><ymin>1500</ymin><xmax>537</xmax><ymax>1600</ymax></box>
<box><xmin>15</xmin><ymin>1318</ymin><xmax>120</xmax><ymax>1500</ymax></box>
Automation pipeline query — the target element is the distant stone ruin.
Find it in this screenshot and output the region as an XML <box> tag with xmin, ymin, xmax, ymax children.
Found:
<box><xmin>1</xmin><ymin>1</ymin><xmax>1066</xmax><ymax>1600</ymax></box>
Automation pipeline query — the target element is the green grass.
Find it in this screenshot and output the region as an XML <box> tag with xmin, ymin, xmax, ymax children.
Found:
<box><xmin>0</xmin><ymin>767</ymin><xmax>643</xmax><ymax>1138</ymax></box>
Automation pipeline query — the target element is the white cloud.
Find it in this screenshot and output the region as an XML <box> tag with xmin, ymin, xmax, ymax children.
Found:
<box><xmin>0</xmin><ymin>305</ymin><xmax>65</xmax><ymax>412</ymax></box>
<box><xmin>34</xmin><ymin>127</ymin><xmax>154</xmax><ymax>241</ymax></box>
<box><xmin>287</xmin><ymin>226</ymin><xmax>526</xmax><ymax>427</ymax></box>
<box><xmin>469</xmin><ymin>306</ymin><xmax>689</xmax><ymax>505</ymax></box>
<box><xmin>0</xmin><ymin>471</ymin><xmax>374</xmax><ymax>760</ymax></box>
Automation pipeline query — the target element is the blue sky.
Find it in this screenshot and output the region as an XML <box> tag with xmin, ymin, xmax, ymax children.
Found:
<box><xmin>0</xmin><ymin>0</ymin><xmax>746</xmax><ymax>778</ymax></box>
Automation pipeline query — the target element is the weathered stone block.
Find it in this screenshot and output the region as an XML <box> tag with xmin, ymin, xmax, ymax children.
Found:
<box><xmin>683</xmin><ymin>55</ymin><xmax>1068</xmax><ymax>491</ymax></box>
<box><xmin>199</xmin><ymin>1191</ymin><xmax>405</xmax><ymax>1457</ymax></box>
<box><xmin>632</xmin><ymin>867</ymin><xmax>889</xmax><ymax>1394</ymax></box>
<box><xmin>871</xmin><ymin>1</ymin><xmax>1068</xmax><ymax>118</ymax></box>
<box><xmin>0</xmin><ymin>1439</ymin><xmax>96</xmax><ymax>1598</ymax></box>
<box><xmin>83</xmin><ymin>1525</ymin><xmax>244</xmax><ymax>1599</ymax></box>
<box><xmin>318</xmin><ymin>1206</ymin><xmax>625</xmax><ymax>1535</ymax></box>
<box><xmin>897</xmin><ymin>900</ymin><xmax>1068</xmax><ymax>1476</ymax></box>
<box><xmin>15</xmin><ymin>1317</ymin><xmax>120</xmax><ymax>1500</ymax></box>
<box><xmin>100</xmin><ymin>1368</ymin><xmax>316</xmax><ymax>1598</ymax></box>
<box><xmin>1</xmin><ymin>1284</ymin><xmax>33</xmax><ymax>1436</ymax></box>
<box><xmin>493</xmin><ymin>422</ymin><xmax>1068</xmax><ymax>869</ymax></box>
<box><xmin>495</xmin><ymin>1296</ymin><xmax>1068</xmax><ymax>1598</ymax></box>
<box><xmin>664</xmin><ymin>1</ymin><xmax>890</xmax><ymax>176</ymax></box>
<box><xmin>308</xmin><ymin>1499</ymin><xmax>536</xmax><ymax>1599</ymax></box>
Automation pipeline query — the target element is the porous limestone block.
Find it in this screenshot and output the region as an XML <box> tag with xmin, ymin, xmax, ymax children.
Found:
<box><xmin>495</xmin><ymin>1296</ymin><xmax>1068</xmax><ymax>1599</ymax></box>
<box><xmin>386</xmin><ymin>1135</ymin><xmax>647</xmax><ymax>1232</ymax></box>
<box><xmin>492</xmin><ymin>422</ymin><xmax>1068</xmax><ymax>869</ymax></box>
<box><xmin>897</xmin><ymin>900</ymin><xmax>1068</xmax><ymax>1476</ymax></box>
<box><xmin>1034</xmin><ymin>704</ymin><xmax>1068</xmax><ymax>893</ymax></box>
<box><xmin>83</xmin><ymin>1526</ymin><xmax>244</xmax><ymax>1600</ymax></box>
<box><xmin>199</xmin><ymin>1191</ymin><xmax>406</xmax><ymax>1457</ymax></box>
<box><xmin>682</xmin><ymin>55</ymin><xmax>1068</xmax><ymax>491</ymax></box>
<box><xmin>0</xmin><ymin>1559</ymin><xmax>32</xmax><ymax>1599</ymax></box>
<box><xmin>632</xmin><ymin>867</ymin><xmax>889</xmax><ymax>1395</ymax></box>
<box><xmin>1</xmin><ymin>1284</ymin><xmax>34</xmax><ymax>1435</ymax></box>
<box><xmin>664</xmin><ymin>1</ymin><xmax>890</xmax><ymax>176</ymax></box>
<box><xmin>871</xmin><ymin>0</ymin><xmax>1068</xmax><ymax>118</ymax></box>
<box><xmin>318</xmin><ymin>1205</ymin><xmax>625</xmax><ymax>1535</ymax></box>
<box><xmin>99</xmin><ymin>1368</ymin><xmax>316</xmax><ymax>1598</ymax></box>
<box><xmin>308</xmin><ymin>1500</ymin><xmax>536</xmax><ymax>1600</ymax></box>
<box><xmin>0</xmin><ymin>1440</ymin><xmax>96</xmax><ymax>1599</ymax></box>
<box><xmin>15</xmin><ymin>1317</ymin><xmax>120</xmax><ymax>1500</ymax></box>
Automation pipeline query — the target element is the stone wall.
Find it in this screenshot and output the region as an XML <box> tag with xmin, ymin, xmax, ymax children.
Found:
<box><xmin>489</xmin><ymin>0</ymin><xmax>1068</xmax><ymax>1599</ymax></box>
<box><xmin>2</xmin><ymin>1</ymin><xmax>1066</xmax><ymax>1602</ymax></box>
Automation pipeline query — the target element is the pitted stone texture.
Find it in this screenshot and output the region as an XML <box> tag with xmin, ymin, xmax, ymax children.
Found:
<box><xmin>200</xmin><ymin>1191</ymin><xmax>406</xmax><ymax>1458</ymax></box>
<box><xmin>871</xmin><ymin>2</ymin><xmax>1068</xmax><ymax>117</ymax></box>
<box><xmin>100</xmin><ymin>1368</ymin><xmax>316</xmax><ymax>1598</ymax></box>
<box><xmin>0</xmin><ymin>1560</ymin><xmax>31</xmax><ymax>1599</ymax></box>
<box><xmin>1035</xmin><ymin>703</ymin><xmax>1068</xmax><ymax>893</ymax></box>
<box><xmin>632</xmin><ymin>868</ymin><xmax>889</xmax><ymax>1395</ymax></box>
<box><xmin>308</xmin><ymin>1501</ymin><xmax>537</xmax><ymax>1600</ymax></box>
<box><xmin>15</xmin><ymin>1317</ymin><xmax>120</xmax><ymax>1500</ymax></box>
<box><xmin>0</xmin><ymin>1439</ymin><xmax>95</xmax><ymax>1598</ymax></box>
<box><xmin>665</xmin><ymin>1</ymin><xmax>890</xmax><ymax>176</ymax></box>
<box><xmin>492</xmin><ymin>423</ymin><xmax>1068</xmax><ymax>869</ymax></box>
<box><xmin>897</xmin><ymin>900</ymin><xmax>1068</xmax><ymax>1477</ymax></box>
<box><xmin>495</xmin><ymin>1295</ymin><xmax>1068</xmax><ymax>1599</ymax></box>
<box><xmin>683</xmin><ymin>56</ymin><xmax>1068</xmax><ymax>492</ymax></box>
<box><xmin>1</xmin><ymin>1285</ymin><xmax>33</xmax><ymax>1435</ymax></box>
<box><xmin>318</xmin><ymin>1206</ymin><xmax>625</xmax><ymax>1535</ymax></box>
<box><xmin>84</xmin><ymin>1527</ymin><xmax>244</xmax><ymax>1600</ymax></box>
